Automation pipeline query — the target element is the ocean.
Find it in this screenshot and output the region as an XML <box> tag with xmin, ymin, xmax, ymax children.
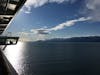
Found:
<box><xmin>4</xmin><ymin>42</ymin><xmax>100</xmax><ymax>75</ymax></box>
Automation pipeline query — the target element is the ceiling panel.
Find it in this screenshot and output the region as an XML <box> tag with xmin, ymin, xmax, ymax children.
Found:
<box><xmin>0</xmin><ymin>0</ymin><xmax>26</xmax><ymax>35</ymax></box>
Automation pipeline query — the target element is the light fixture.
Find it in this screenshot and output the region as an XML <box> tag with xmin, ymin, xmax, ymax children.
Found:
<box><xmin>7</xmin><ymin>3</ymin><xmax>17</xmax><ymax>10</ymax></box>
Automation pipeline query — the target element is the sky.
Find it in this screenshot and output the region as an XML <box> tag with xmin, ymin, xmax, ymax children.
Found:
<box><xmin>3</xmin><ymin>0</ymin><xmax>100</xmax><ymax>41</ymax></box>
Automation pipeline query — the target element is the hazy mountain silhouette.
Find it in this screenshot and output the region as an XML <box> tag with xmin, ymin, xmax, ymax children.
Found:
<box><xmin>37</xmin><ymin>36</ymin><xmax>100</xmax><ymax>42</ymax></box>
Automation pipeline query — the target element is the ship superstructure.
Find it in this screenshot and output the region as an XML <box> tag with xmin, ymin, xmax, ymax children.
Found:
<box><xmin>0</xmin><ymin>0</ymin><xmax>26</xmax><ymax>75</ymax></box>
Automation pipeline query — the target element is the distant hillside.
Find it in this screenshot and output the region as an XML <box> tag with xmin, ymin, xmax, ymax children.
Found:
<box><xmin>37</xmin><ymin>36</ymin><xmax>100</xmax><ymax>42</ymax></box>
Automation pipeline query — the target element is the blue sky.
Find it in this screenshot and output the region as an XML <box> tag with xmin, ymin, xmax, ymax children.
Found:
<box><xmin>4</xmin><ymin>0</ymin><xmax>100</xmax><ymax>41</ymax></box>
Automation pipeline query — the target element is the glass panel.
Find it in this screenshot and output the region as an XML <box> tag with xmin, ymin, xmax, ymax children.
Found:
<box><xmin>6</xmin><ymin>39</ymin><xmax>17</xmax><ymax>44</ymax></box>
<box><xmin>3</xmin><ymin>0</ymin><xmax>100</xmax><ymax>75</ymax></box>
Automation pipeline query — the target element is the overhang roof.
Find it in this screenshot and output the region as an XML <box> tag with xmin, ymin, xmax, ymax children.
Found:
<box><xmin>0</xmin><ymin>0</ymin><xmax>26</xmax><ymax>35</ymax></box>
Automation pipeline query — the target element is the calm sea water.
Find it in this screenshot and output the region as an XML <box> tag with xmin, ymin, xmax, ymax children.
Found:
<box><xmin>4</xmin><ymin>42</ymin><xmax>100</xmax><ymax>75</ymax></box>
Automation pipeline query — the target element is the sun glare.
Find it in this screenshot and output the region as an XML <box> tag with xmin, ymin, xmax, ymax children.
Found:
<box><xmin>4</xmin><ymin>42</ymin><xmax>25</xmax><ymax>74</ymax></box>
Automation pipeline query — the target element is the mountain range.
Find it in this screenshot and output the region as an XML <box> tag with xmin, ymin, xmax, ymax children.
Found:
<box><xmin>37</xmin><ymin>36</ymin><xmax>100</xmax><ymax>42</ymax></box>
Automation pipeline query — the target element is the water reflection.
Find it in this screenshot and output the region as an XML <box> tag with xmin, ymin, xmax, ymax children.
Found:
<box><xmin>4</xmin><ymin>42</ymin><xmax>26</xmax><ymax>75</ymax></box>
<box><xmin>3</xmin><ymin>42</ymin><xmax>100</xmax><ymax>75</ymax></box>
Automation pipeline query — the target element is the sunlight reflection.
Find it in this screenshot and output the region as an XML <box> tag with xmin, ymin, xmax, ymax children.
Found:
<box><xmin>4</xmin><ymin>42</ymin><xmax>26</xmax><ymax>75</ymax></box>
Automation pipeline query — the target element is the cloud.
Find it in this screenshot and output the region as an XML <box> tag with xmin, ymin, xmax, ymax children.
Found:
<box><xmin>9</xmin><ymin>17</ymin><xmax>91</xmax><ymax>41</ymax></box>
<box><xmin>31</xmin><ymin>27</ymin><xmax>50</xmax><ymax>35</ymax></box>
<box><xmin>85</xmin><ymin>0</ymin><xmax>100</xmax><ymax>21</ymax></box>
<box><xmin>31</xmin><ymin>17</ymin><xmax>91</xmax><ymax>35</ymax></box>
<box><xmin>23</xmin><ymin>0</ymin><xmax>100</xmax><ymax>21</ymax></box>
<box><xmin>49</xmin><ymin>17</ymin><xmax>91</xmax><ymax>31</ymax></box>
<box><xmin>15</xmin><ymin>31</ymin><xmax>49</xmax><ymax>41</ymax></box>
<box><xmin>31</xmin><ymin>29</ymin><xmax>50</xmax><ymax>35</ymax></box>
<box><xmin>86</xmin><ymin>0</ymin><xmax>100</xmax><ymax>10</ymax></box>
<box><xmin>24</xmin><ymin>0</ymin><xmax>77</xmax><ymax>13</ymax></box>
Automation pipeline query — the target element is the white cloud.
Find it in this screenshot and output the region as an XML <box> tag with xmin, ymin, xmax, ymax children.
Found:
<box><xmin>85</xmin><ymin>0</ymin><xmax>100</xmax><ymax>21</ymax></box>
<box><xmin>86</xmin><ymin>0</ymin><xmax>100</xmax><ymax>10</ymax></box>
<box><xmin>15</xmin><ymin>31</ymin><xmax>49</xmax><ymax>41</ymax></box>
<box><xmin>23</xmin><ymin>0</ymin><xmax>100</xmax><ymax>21</ymax></box>
<box><xmin>10</xmin><ymin>17</ymin><xmax>91</xmax><ymax>41</ymax></box>
<box><xmin>50</xmin><ymin>17</ymin><xmax>91</xmax><ymax>31</ymax></box>
<box><xmin>31</xmin><ymin>17</ymin><xmax>91</xmax><ymax>35</ymax></box>
<box><xmin>24</xmin><ymin>0</ymin><xmax>77</xmax><ymax>13</ymax></box>
<box><xmin>31</xmin><ymin>27</ymin><xmax>50</xmax><ymax>35</ymax></box>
